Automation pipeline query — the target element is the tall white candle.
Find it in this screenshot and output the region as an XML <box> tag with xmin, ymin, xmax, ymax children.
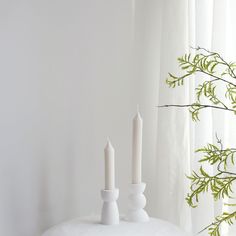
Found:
<box><xmin>132</xmin><ymin>107</ymin><xmax>143</xmax><ymax>184</ymax></box>
<box><xmin>104</xmin><ymin>139</ymin><xmax>115</xmax><ymax>190</ymax></box>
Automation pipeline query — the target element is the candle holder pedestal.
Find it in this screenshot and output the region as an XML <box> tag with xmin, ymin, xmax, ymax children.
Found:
<box><xmin>126</xmin><ymin>182</ymin><xmax>149</xmax><ymax>222</ymax></box>
<box><xmin>101</xmin><ymin>188</ymin><xmax>119</xmax><ymax>225</ymax></box>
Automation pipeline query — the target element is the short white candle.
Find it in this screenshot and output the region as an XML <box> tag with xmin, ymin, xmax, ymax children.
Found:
<box><xmin>132</xmin><ymin>106</ymin><xmax>143</xmax><ymax>184</ymax></box>
<box><xmin>104</xmin><ymin>139</ymin><xmax>115</xmax><ymax>190</ymax></box>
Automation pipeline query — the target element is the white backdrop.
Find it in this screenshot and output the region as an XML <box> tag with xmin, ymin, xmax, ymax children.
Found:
<box><xmin>0</xmin><ymin>1</ymin><xmax>161</xmax><ymax>236</ymax></box>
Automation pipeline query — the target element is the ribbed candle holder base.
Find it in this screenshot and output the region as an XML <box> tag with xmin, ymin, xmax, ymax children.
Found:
<box><xmin>126</xmin><ymin>182</ymin><xmax>149</xmax><ymax>222</ymax></box>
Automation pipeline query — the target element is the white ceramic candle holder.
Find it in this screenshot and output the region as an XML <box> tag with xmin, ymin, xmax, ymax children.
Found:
<box><xmin>126</xmin><ymin>182</ymin><xmax>149</xmax><ymax>222</ymax></box>
<box><xmin>101</xmin><ymin>188</ymin><xmax>119</xmax><ymax>225</ymax></box>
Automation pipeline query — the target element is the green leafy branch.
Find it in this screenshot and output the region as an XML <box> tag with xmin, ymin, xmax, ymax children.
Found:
<box><xmin>161</xmin><ymin>46</ymin><xmax>236</xmax><ymax>121</ymax></box>
<box><xmin>186</xmin><ymin>142</ymin><xmax>236</xmax><ymax>208</ymax></box>
<box><xmin>200</xmin><ymin>211</ymin><xmax>236</xmax><ymax>236</ymax></box>
<box><xmin>185</xmin><ymin>136</ymin><xmax>236</xmax><ymax>235</ymax></box>
<box><xmin>159</xmin><ymin>103</ymin><xmax>235</xmax><ymax>121</ymax></box>
<box><xmin>158</xmin><ymin>47</ymin><xmax>236</xmax><ymax>235</ymax></box>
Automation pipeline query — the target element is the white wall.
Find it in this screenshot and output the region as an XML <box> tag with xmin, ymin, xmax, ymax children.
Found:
<box><xmin>0</xmin><ymin>1</ymin><xmax>161</xmax><ymax>235</ymax></box>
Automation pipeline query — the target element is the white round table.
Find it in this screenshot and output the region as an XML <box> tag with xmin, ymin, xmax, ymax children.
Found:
<box><xmin>42</xmin><ymin>216</ymin><xmax>189</xmax><ymax>236</ymax></box>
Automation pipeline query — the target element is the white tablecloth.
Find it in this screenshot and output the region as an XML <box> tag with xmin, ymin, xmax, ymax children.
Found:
<box><xmin>42</xmin><ymin>216</ymin><xmax>189</xmax><ymax>236</ymax></box>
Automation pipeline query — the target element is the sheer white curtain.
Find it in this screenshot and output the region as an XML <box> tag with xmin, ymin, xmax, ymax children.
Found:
<box><xmin>156</xmin><ymin>0</ymin><xmax>236</xmax><ymax>235</ymax></box>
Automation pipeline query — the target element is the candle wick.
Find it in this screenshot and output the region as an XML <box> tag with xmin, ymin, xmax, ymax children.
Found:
<box><xmin>137</xmin><ymin>104</ymin><xmax>139</xmax><ymax>113</ymax></box>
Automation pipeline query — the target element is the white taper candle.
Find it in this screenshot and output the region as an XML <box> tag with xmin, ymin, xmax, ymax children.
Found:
<box><xmin>132</xmin><ymin>106</ymin><xmax>143</xmax><ymax>184</ymax></box>
<box><xmin>104</xmin><ymin>139</ymin><xmax>115</xmax><ymax>190</ymax></box>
